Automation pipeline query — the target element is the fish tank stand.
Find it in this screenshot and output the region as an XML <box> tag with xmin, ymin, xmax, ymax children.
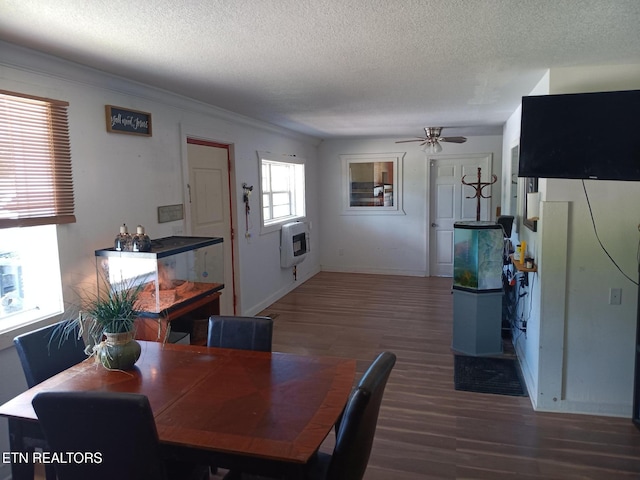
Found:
<box><xmin>451</xmin><ymin>222</ymin><xmax>503</xmax><ymax>356</ymax></box>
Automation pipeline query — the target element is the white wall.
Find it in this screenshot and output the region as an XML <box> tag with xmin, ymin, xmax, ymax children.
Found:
<box><xmin>501</xmin><ymin>71</ymin><xmax>549</xmax><ymax>406</ymax></box>
<box><xmin>319</xmin><ymin>136</ymin><xmax>503</xmax><ymax>276</ymax></box>
<box><xmin>0</xmin><ymin>42</ymin><xmax>321</xmax><ymax>476</ymax></box>
<box><xmin>0</xmin><ymin>41</ymin><xmax>321</xmax><ymax>315</ymax></box>
<box><xmin>503</xmin><ymin>65</ymin><xmax>640</xmax><ymax>416</ymax></box>
<box><xmin>545</xmin><ymin>65</ymin><xmax>640</xmax><ymax>416</ymax></box>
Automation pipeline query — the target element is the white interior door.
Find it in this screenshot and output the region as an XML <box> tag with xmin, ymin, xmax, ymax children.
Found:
<box><xmin>186</xmin><ymin>139</ymin><xmax>235</xmax><ymax>314</ymax></box>
<box><xmin>429</xmin><ymin>154</ymin><xmax>492</xmax><ymax>277</ymax></box>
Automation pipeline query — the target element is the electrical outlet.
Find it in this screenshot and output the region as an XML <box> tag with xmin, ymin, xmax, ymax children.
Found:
<box><xmin>609</xmin><ymin>288</ymin><xmax>622</xmax><ymax>305</ymax></box>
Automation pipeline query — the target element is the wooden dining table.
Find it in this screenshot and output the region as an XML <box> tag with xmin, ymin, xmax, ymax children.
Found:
<box><xmin>0</xmin><ymin>341</ymin><xmax>356</xmax><ymax>480</ymax></box>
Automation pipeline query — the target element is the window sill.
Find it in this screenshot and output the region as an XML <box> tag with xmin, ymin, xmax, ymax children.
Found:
<box><xmin>341</xmin><ymin>208</ymin><xmax>406</xmax><ymax>216</ymax></box>
<box><xmin>0</xmin><ymin>313</ymin><xmax>62</xmax><ymax>352</ymax></box>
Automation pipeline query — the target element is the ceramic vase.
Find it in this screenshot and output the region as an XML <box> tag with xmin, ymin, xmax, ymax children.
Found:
<box><xmin>99</xmin><ymin>331</ymin><xmax>141</xmax><ymax>370</ymax></box>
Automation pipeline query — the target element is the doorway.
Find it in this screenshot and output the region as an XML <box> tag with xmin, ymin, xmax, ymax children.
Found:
<box><xmin>428</xmin><ymin>154</ymin><xmax>492</xmax><ymax>277</ymax></box>
<box><xmin>185</xmin><ymin>138</ymin><xmax>236</xmax><ymax>314</ymax></box>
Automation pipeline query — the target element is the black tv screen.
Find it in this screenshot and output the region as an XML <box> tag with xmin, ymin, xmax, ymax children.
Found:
<box><xmin>519</xmin><ymin>90</ymin><xmax>640</xmax><ymax>180</ymax></box>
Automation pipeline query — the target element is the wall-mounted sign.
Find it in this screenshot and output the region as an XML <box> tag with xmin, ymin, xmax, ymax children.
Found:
<box><xmin>105</xmin><ymin>105</ymin><xmax>152</xmax><ymax>136</ymax></box>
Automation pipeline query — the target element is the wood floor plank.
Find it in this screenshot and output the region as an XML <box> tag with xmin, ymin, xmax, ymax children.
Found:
<box><xmin>260</xmin><ymin>271</ymin><xmax>640</xmax><ymax>479</ymax></box>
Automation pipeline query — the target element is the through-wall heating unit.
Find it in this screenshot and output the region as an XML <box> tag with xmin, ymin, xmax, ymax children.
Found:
<box><xmin>280</xmin><ymin>221</ymin><xmax>310</xmax><ymax>268</ymax></box>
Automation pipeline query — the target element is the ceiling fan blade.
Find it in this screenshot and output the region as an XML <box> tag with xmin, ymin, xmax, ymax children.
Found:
<box><xmin>439</xmin><ymin>136</ymin><xmax>467</xmax><ymax>143</ymax></box>
<box><xmin>395</xmin><ymin>138</ymin><xmax>426</xmax><ymax>143</ymax></box>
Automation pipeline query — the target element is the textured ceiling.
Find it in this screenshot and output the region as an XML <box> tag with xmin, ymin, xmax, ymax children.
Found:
<box><xmin>1</xmin><ymin>0</ymin><xmax>639</xmax><ymax>139</ymax></box>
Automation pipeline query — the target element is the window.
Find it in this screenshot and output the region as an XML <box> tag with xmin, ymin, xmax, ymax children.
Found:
<box><xmin>259</xmin><ymin>152</ymin><xmax>305</xmax><ymax>232</ymax></box>
<box><xmin>0</xmin><ymin>90</ymin><xmax>74</xmax><ymax>334</ymax></box>
<box><xmin>0</xmin><ymin>225</ymin><xmax>64</xmax><ymax>333</ymax></box>
<box><xmin>341</xmin><ymin>153</ymin><xmax>405</xmax><ymax>215</ymax></box>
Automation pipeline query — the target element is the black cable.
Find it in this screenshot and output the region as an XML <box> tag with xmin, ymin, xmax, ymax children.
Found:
<box><xmin>512</xmin><ymin>272</ymin><xmax>527</xmax><ymax>333</ymax></box>
<box><xmin>581</xmin><ymin>180</ymin><xmax>638</xmax><ymax>286</ymax></box>
<box><xmin>525</xmin><ymin>273</ymin><xmax>534</xmax><ymax>331</ymax></box>
<box><xmin>519</xmin><ymin>276</ymin><xmax>528</xmax><ymax>335</ymax></box>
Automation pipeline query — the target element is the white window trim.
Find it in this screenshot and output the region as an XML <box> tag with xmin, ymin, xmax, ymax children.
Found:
<box><xmin>341</xmin><ymin>152</ymin><xmax>405</xmax><ymax>215</ymax></box>
<box><xmin>258</xmin><ymin>152</ymin><xmax>306</xmax><ymax>234</ymax></box>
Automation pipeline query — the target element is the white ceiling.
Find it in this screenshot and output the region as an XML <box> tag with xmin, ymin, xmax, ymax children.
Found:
<box><xmin>1</xmin><ymin>0</ymin><xmax>639</xmax><ymax>139</ymax></box>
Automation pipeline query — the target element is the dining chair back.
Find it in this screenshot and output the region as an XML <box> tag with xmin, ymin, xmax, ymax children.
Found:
<box><xmin>32</xmin><ymin>391</ymin><xmax>207</xmax><ymax>480</ymax></box>
<box><xmin>207</xmin><ymin>315</ymin><xmax>273</xmax><ymax>352</ymax></box>
<box><xmin>207</xmin><ymin>315</ymin><xmax>272</xmax><ymax>477</ymax></box>
<box><xmin>32</xmin><ymin>391</ymin><xmax>167</xmax><ymax>480</ymax></box>
<box><xmin>323</xmin><ymin>351</ymin><xmax>396</xmax><ymax>480</ymax></box>
<box><xmin>14</xmin><ymin>323</ymin><xmax>86</xmax><ymax>480</ymax></box>
<box><xmin>14</xmin><ymin>321</ymin><xmax>86</xmax><ymax>388</ymax></box>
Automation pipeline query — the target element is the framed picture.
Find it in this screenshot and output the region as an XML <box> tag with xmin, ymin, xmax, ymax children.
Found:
<box><xmin>105</xmin><ymin>105</ymin><xmax>152</xmax><ymax>136</ymax></box>
<box><xmin>523</xmin><ymin>177</ymin><xmax>538</xmax><ymax>232</ymax></box>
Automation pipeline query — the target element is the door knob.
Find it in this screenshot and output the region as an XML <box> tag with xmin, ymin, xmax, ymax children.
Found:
<box><xmin>431</xmin><ymin>223</ymin><xmax>438</xmax><ymax>227</ymax></box>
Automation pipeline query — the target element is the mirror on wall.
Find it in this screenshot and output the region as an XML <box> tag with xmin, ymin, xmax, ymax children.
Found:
<box><xmin>510</xmin><ymin>145</ymin><xmax>519</xmax><ymax>216</ymax></box>
<box><xmin>340</xmin><ymin>153</ymin><xmax>404</xmax><ymax>215</ymax></box>
<box><xmin>523</xmin><ymin>176</ymin><xmax>538</xmax><ymax>232</ymax></box>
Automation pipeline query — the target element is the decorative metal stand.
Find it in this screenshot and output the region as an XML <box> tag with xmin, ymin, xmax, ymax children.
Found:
<box><xmin>462</xmin><ymin>167</ymin><xmax>497</xmax><ymax>221</ymax></box>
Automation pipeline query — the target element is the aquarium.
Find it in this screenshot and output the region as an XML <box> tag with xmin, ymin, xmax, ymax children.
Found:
<box><xmin>453</xmin><ymin>222</ymin><xmax>503</xmax><ymax>292</ymax></box>
<box><xmin>95</xmin><ymin>236</ymin><xmax>224</xmax><ymax>315</ymax></box>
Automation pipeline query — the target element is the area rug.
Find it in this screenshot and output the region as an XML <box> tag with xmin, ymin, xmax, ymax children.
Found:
<box><xmin>454</xmin><ymin>355</ymin><xmax>528</xmax><ymax>397</ymax></box>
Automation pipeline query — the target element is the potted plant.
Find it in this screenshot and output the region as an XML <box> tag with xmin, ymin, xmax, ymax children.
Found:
<box><xmin>59</xmin><ymin>276</ymin><xmax>144</xmax><ymax>370</ymax></box>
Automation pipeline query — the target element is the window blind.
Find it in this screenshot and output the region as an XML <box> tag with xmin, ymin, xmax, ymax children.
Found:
<box><xmin>0</xmin><ymin>90</ymin><xmax>75</xmax><ymax>228</ymax></box>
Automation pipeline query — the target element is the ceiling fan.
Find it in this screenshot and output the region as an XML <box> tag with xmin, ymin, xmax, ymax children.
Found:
<box><xmin>396</xmin><ymin>127</ymin><xmax>467</xmax><ymax>153</ymax></box>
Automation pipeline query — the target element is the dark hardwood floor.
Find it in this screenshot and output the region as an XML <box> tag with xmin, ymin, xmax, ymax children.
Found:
<box><xmin>258</xmin><ymin>271</ymin><xmax>640</xmax><ymax>479</ymax></box>
<box><xmin>31</xmin><ymin>271</ymin><xmax>640</xmax><ymax>480</ymax></box>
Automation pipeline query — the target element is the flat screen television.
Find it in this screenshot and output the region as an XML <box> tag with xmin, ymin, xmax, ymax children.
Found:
<box><xmin>518</xmin><ymin>90</ymin><xmax>640</xmax><ymax>180</ymax></box>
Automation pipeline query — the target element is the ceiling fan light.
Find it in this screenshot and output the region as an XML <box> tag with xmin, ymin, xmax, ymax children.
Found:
<box><xmin>422</xmin><ymin>142</ymin><xmax>442</xmax><ymax>154</ymax></box>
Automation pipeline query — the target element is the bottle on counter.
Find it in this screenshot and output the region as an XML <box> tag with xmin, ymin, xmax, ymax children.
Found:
<box><xmin>114</xmin><ymin>224</ymin><xmax>132</xmax><ymax>251</ymax></box>
<box><xmin>132</xmin><ymin>225</ymin><xmax>152</xmax><ymax>252</ymax></box>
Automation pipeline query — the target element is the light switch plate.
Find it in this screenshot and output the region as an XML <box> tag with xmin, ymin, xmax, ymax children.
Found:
<box><xmin>609</xmin><ymin>288</ymin><xmax>622</xmax><ymax>305</ymax></box>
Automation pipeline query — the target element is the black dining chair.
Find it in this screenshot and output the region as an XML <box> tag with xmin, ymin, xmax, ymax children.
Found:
<box><xmin>312</xmin><ymin>351</ymin><xmax>396</xmax><ymax>480</ymax></box>
<box><xmin>207</xmin><ymin>315</ymin><xmax>273</xmax><ymax>352</ymax></box>
<box><xmin>226</xmin><ymin>351</ymin><xmax>396</xmax><ymax>480</ymax></box>
<box><xmin>14</xmin><ymin>320</ymin><xmax>87</xmax><ymax>388</ymax></box>
<box><xmin>14</xmin><ymin>321</ymin><xmax>87</xmax><ymax>480</ymax></box>
<box><xmin>32</xmin><ymin>391</ymin><xmax>209</xmax><ymax>480</ymax></box>
<box><xmin>207</xmin><ymin>315</ymin><xmax>273</xmax><ymax>478</ymax></box>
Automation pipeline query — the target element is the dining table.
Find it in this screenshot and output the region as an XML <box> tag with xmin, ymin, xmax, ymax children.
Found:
<box><xmin>0</xmin><ymin>341</ymin><xmax>357</xmax><ymax>480</ymax></box>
